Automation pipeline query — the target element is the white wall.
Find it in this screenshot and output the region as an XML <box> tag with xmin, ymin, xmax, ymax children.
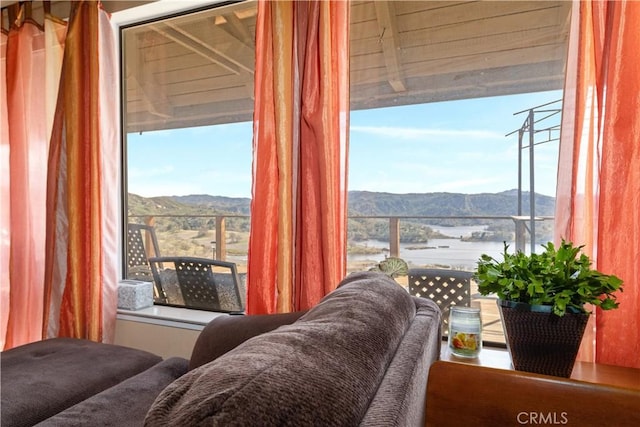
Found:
<box><xmin>114</xmin><ymin>319</ymin><xmax>201</xmax><ymax>359</ymax></box>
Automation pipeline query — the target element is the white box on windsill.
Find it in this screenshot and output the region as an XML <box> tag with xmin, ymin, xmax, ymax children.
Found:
<box><xmin>118</xmin><ymin>280</ymin><xmax>154</xmax><ymax>310</ymax></box>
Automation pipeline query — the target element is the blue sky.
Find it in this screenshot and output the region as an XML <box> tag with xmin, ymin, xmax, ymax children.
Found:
<box><xmin>127</xmin><ymin>90</ymin><xmax>562</xmax><ymax>199</ymax></box>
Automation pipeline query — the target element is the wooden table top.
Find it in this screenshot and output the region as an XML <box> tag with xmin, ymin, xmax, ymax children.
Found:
<box><xmin>441</xmin><ymin>346</ymin><xmax>640</xmax><ymax>390</ymax></box>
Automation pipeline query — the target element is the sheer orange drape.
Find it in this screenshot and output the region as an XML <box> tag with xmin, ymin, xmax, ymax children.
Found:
<box><xmin>43</xmin><ymin>1</ymin><xmax>119</xmax><ymax>343</ymax></box>
<box><xmin>1</xmin><ymin>7</ymin><xmax>64</xmax><ymax>349</ymax></box>
<box><xmin>1</xmin><ymin>1</ymin><xmax>117</xmax><ymax>349</ymax></box>
<box><xmin>247</xmin><ymin>0</ymin><xmax>350</xmax><ymax>314</ymax></box>
<box><xmin>555</xmin><ymin>0</ymin><xmax>639</xmax><ymax>368</ymax></box>
<box><xmin>1</xmin><ymin>30</ymin><xmax>9</xmax><ymax>347</ymax></box>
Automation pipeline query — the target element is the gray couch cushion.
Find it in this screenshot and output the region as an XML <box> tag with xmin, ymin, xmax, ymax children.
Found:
<box><xmin>35</xmin><ymin>357</ymin><xmax>189</xmax><ymax>427</ymax></box>
<box><xmin>1</xmin><ymin>338</ymin><xmax>162</xmax><ymax>427</ymax></box>
<box><xmin>144</xmin><ymin>271</ymin><xmax>417</xmax><ymax>426</ymax></box>
<box><xmin>188</xmin><ymin>310</ymin><xmax>307</xmax><ymax>371</ymax></box>
<box><xmin>360</xmin><ymin>296</ymin><xmax>441</xmax><ymax>426</ymax></box>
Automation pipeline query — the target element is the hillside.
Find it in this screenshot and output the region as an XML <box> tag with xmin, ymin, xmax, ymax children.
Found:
<box><xmin>128</xmin><ymin>190</ymin><xmax>554</xmax><ymax>246</ymax></box>
<box><xmin>128</xmin><ymin>193</ymin><xmax>251</xmax><ymax>216</ymax></box>
<box><xmin>348</xmin><ymin>190</ymin><xmax>554</xmax><ymax>224</ymax></box>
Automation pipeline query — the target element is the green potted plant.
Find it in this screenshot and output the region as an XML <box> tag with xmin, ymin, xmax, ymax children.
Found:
<box><xmin>475</xmin><ymin>239</ymin><xmax>623</xmax><ymax>377</ymax></box>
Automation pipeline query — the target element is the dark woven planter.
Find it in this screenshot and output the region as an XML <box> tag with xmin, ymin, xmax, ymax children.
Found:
<box><xmin>498</xmin><ymin>300</ymin><xmax>589</xmax><ymax>378</ymax></box>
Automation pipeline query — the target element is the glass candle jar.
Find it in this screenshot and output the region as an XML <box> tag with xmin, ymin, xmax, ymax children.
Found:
<box><xmin>448</xmin><ymin>306</ymin><xmax>482</xmax><ymax>358</ymax></box>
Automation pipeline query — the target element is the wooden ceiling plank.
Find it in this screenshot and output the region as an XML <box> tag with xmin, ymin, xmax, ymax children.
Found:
<box><xmin>351</xmin><ymin>44</ymin><xmax>566</xmax><ymax>86</ymax></box>
<box><xmin>164</xmin><ymin>20</ymin><xmax>255</xmax><ymax>74</ymax></box>
<box><xmin>374</xmin><ymin>0</ymin><xmax>406</xmax><ymax>92</ymax></box>
<box><xmin>163</xmin><ymin>66</ymin><xmax>241</xmax><ymax>88</ymax></box>
<box><xmin>144</xmin><ymin>50</ymin><xmax>221</xmax><ymax>76</ymax></box>
<box><xmin>352</xmin><ymin>10</ymin><xmax>568</xmax><ymax>60</ymax></box>
<box><xmin>124</xmin><ymin>34</ymin><xmax>173</xmax><ymax>119</ymax></box>
<box><xmin>399</xmin><ymin>8</ymin><xmax>569</xmax><ymax>49</ymax></box>
<box><xmin>350</xmin><ymin>0</ymin><xmax>377</xmax><ymax>25</ymax></box>
<box><xmin>150</xmin><ymin>23</ymin><xmax>243</xmax><ymax>75</ymax></box>
<box><xmin>351</xmin><ymin>78</ymin><xmax>563</xmax><ymax>112</ymax></box>
<box><xmin>352</xmin><ymin>60</ymin><xmax>565</xmax><ymax>100</ymax></box>
<box><xmin>128</xmin><ymin>99</ymin><xmax>254</xmax><ymax>132</ymax></box>
<box><xmin>192</xmin><ymin>21</ymin><xmax>255</xmax><ymax>74</ymax></box>
<box><xmin>351</xmin><ymin>26</ymin><xmax>565</xmax><ymax>74</ymax></box>
<box><xmin>164</xmin><ymin>75</ymin><xmax>251</xmax><ymax>101</ymax></box>
<box><xmin>169</xmin><ymin>86</ymin><xmax>251</xmax><ymax>107</ymax></box>
<box><xmin>350</xmin><ymin>68</ymin><xmax>565</xmax><ymax>112</ymax></box>
<box><xmin>397</xmin><ymin>1</ymin><xmax>567</xmax><ymax>33</ymax></box>
<box><xmin>402</xmin><ymin>31</ymin><xmax>564</xmax><ymax>65</ymax></box>
<box><xmin>123</xmin><ymin>0</ymin><xmax>571</xmax><ymax>133</ymax></box>
<box><xmin>350</xmin><ymin>8</ymin><xmax>568</xmax><ymax>61</ymax></box>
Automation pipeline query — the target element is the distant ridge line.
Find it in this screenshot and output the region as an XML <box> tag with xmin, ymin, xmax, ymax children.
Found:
<box><xmin>128</xmin><ymin>190</ymin><xmax>555</xmax><ymax>219</ymax></box>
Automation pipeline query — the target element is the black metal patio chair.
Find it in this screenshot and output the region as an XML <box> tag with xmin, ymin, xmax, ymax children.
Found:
<box><xmin>148</xmin><ymin>256</ymin><xmax>244</xmax><ymax>313</ymax></box>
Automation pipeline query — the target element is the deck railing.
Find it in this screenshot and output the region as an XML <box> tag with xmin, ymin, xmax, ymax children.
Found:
<box><xmin>128</xmin><ymin>213</ymin><xmax>553</xmax><ymax>345</ymax></box>
<box><xmin>128</xmin><ymin>214</ymin><xmax>554</xmax><ymax>264</ymax></box>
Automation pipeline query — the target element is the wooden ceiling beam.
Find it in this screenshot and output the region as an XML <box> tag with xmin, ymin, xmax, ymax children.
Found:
<box><xmin>219</xmin><ymin>11</ymin><xmax>255</xmax><ymax>98</ymax></box>
<box><xmin>150</xmin><ymin>23</ymin><xmax>243</xmax><ymax>75</ymax></box>
<box><xmin>350</xmin><ymin>61</ymin><xmax>565</xmax><ymax>110</ymax></box>
<box><xmin>220</xmin><ymin>12</ymin><xmax>254</xmax><ymax>46</ymax></box>
<box><xmin>373</xmin><ymin>1</ymin><xmax>406</xmax><ymax>93</ymax></box>
<box><xmin>150</xmin><ymin>19</ymin><xmax>255</xmax><ymax>76</ymax></box>
<box><xmin>127</xmin><ymin>99</ymin><xmax>254</xmax><ymax>133</ymax></box>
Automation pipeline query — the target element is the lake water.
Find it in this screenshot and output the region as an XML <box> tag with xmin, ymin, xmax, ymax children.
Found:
<box><xmin>348</xmin><ymin>224</ymin><xmax>510</xmax><ymax>271</ymax></box>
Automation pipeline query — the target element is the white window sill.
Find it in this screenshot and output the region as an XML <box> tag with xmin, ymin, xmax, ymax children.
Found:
<box><xmin>117</xmin><ymin>305</ymin><xmax>230</xmax><ymax>331</ymax></box>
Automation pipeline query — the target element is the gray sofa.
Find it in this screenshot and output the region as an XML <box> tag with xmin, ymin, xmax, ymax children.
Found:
<box><xmin>1</xmin><ymin>271</ymin><xmax>442</xmax><ymax>426</ymax></box>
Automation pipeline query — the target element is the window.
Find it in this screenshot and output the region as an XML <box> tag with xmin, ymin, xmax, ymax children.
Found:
<box><xmin>347</xmin><ymin>1</ymin><xmax>569</xmax><ymax>345</ymax></box>
<box><xmin>121</xmin><ymin>1</ymin><xmax>257</xmax><ymax>310</ymax></box>
<box><xmin>121</xmin><ymin>1</ymin><xmax>569</xmax><ymax>336</ymax></box>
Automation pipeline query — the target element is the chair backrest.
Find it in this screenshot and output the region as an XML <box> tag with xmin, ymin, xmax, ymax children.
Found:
<box><xmin>148</xmin><ymin>256</ymin><xmax>244</xmax><ymax>313</ymax></box>
<box><xmin>126</xmin><ymin>223</ymin><xmax>164</xmax><ymax>299</ymax></box>
<box><xmin>407</xmin><ymin>268</ymin><xmax>472</xmax><ymax>331</ymax></box>
<box><xmin>126</xmin><ymin>223</ymin><xmax>161</xmax><ymax>270</ymax></box>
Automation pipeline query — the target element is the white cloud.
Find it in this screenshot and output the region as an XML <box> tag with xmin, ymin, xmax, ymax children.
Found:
<box><xmin>350</xmin><ymin>125</ymin><xmax>502</xmax><ymax>141</ymax></box>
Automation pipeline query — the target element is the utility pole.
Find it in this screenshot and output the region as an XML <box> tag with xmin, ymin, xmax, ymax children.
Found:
<box><xmin>507</xmin><ymin>99</ymin><xmax>562</xmax><ymax>253</ymax></box>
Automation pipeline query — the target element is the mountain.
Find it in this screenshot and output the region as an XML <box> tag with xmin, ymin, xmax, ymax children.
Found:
<box><xmin>128</xmin><ymin>190</ymin><xmax>554</xmax><ymax>219</ymax></box>
<box><xmin>347</xmin><ymin>190</ymin><xmax>555</xmax><ymax>218</ymax></box>
<box><xmin>128</xmin><ymin>190</ymin><xmax>555</xmax><ymax>244</ymax></box>
<box><xmin>171</xmin><ymin>194</ymin><xmax>252</xmax><ymax>214</ymax></box>
<box><xmin>128</xmin><ymin>193</ymin><xmax>251</xmax><ymax>216</ymax></box>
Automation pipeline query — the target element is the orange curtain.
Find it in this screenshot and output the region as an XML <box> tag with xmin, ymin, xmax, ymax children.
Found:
<box><xmin>1</xmin><ymin>1</ymin><xmax>117</xmax><ymax>349</ymax></box>
<box><xmin>42</xmin><ymin>1</ymin><xmax>119</xmax><ymax>343</ymax></box>
<box><xmin>1</xmin><ymin>30</ymin><xmax>9</xmax><ymax>348</ymax></box>
<box><xmin>555</xmin><ymin>0</ymin><xmax>639</xmax><ymax>368</ymax></box>
<box><xmin>1</xmin><ymin>6</ymin><xmax>65</xmax><ymax>349</ymax></box>
<box><xmin>247</xmin><ymin>0</ymin><xmax>350</xmax><ymax>314</ymax></box>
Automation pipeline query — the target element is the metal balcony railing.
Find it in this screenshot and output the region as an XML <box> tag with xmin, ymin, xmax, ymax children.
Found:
<box><xmin>128</xmin><ymin>214</ymin><xmax>554</xmax><ymax>265</ymax></box>
<box><xmin>128</xmin><ymin>213</ymin><xmax>554</xmax><ymax>346</ymax></box>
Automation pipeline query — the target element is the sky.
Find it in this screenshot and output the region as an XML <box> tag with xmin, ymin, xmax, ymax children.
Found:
<box><xmin>127</xmin><ymin>90</ymin><xmax>562</xmax><ymax>199</ymax></box>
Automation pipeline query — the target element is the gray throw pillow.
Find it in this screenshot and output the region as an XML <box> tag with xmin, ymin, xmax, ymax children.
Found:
<box><xmin>144</xmin><ymin>271</ymin><xmax>415</xmax><ymax>426</ymax></box>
